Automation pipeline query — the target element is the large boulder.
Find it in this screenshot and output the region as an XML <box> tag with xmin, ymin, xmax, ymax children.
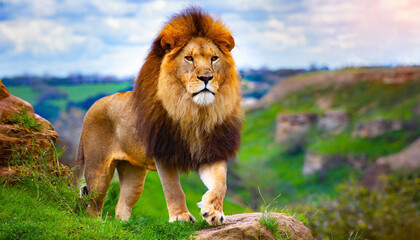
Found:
<box><xmin>0</xmin><ymin>81</ymin><xmax>66</xmax><ymax>181</ymax></box>
<box><xmin>192</xmin><ymin>213</ymin><xmax>313</xmax><ymax>240</ymax></box>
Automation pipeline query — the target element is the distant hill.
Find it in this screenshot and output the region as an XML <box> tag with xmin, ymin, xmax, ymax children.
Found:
<box><xmin>232</xmin><ymin>66</ymin><xmax>420</xmax><ymax>209</ymax></box>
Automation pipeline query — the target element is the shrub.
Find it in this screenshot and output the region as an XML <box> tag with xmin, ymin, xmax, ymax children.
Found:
<box><xmin>302</xmin><ymin>175</ymin><xmax>420</xmax><ymax>240</ymax></box>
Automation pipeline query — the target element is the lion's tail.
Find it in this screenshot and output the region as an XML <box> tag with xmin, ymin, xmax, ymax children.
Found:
<box><xmin>71</xmin><ymin>136</ymin><xmax>85</xmax><ymax>187</ymax></box>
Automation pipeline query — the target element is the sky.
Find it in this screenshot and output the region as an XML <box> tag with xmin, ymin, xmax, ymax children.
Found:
<box><xmin>0</xmin><ymin>0</ymin><xmax>420</xmax><ymax>77</ymax></box>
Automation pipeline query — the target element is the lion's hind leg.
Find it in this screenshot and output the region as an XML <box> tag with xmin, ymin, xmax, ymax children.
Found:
<box><xmin>115</xmin><ymin>161</ymin><xmax>148</xmax><ymax>220</ymax></box>
<box><xmin>84</xmin><ymin>160</ymin><xmax>117</xmax><ymax>219</ymax></box>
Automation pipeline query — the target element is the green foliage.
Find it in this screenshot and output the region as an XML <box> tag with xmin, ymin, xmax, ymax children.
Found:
<box><xmin>302</xmin><ymin>175</ymin><xmax>420</xmax><ymax>240</ymax></box>
<box><xmin>5</xmin><ymin>108</ymin><xmax>42</xmax><ymax>131</ymax></box>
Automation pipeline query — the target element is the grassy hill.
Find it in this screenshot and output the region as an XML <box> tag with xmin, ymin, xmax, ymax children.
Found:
<box><xmin>3</xmin><ymin>67</ymin><xmax>420</xmax><ymax>239</ymax></box>
<box><xmin>230</xmin><ymin>67</ymin><xmax>420</xmax><ymax>209</ymax></box>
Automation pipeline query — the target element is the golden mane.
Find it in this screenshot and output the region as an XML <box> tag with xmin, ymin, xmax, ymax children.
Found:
<box><xmin>132</xmin><ymin>7</ymin><xmax>242</xmax><ymax>171</ymax></box>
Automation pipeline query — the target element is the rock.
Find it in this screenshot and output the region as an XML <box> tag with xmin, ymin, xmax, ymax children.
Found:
<box><xmin>0</xmin><ymin>81</ymin><xmax>54</xmax><ymax>131</ymax></box>
<box><xmin>352</xmin><ymin>119</ymin><xmax>402</xmax><ymax>138</ymax></box>
<box><xmin>0</xmin><ymin>81</ymin><xmax>67</xmax><ymax>182</ymax></box>
<box><xmin>275</xmin><ymin>113</ymin><xmax>317</xmax><ymax>152</ymax></box>
<box><xmin>376</xmin><ymin>137</ymin><xmax>420</xmax><ymax>173</ymax></box>
<box><xmin>302</xmin><ymin>152</ymin><xmax>325</xmax><ymax>175</ymax></box>
<box><xmin>192</xmin><ymin>213</ymin><xmax>313</xmax><ymax>240</ymax></box>
<box><xmin>315</xmin><ymin>93</ymin><xmax>334</xmax><ymax>110</ymax></box>
<box><xmin>317</xmin><ymin>111</ymin><xmax>349</xmax><ymax>134</ymax></box>
<box><xmin>303</xmin><ymin>152</ymin><xmax>366</xmax><ymax>175</ymax></box>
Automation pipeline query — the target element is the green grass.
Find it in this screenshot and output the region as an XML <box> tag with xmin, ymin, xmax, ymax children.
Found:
<box><xmin>8</xmin><ymin>82</ymin><xmax>132</xmax><ymax>112</ymax></box>
<box><xmin>56</xmin><ymin>82</ymin><xmax>132</xmax><ymax>102</ymax></box>
<box><xmin>7</xmin><ymin>86</ymin><xmax>38</xmax><ymax>103</ymax></box>
<box><xmin>331</xmin><ymin>81</ymin><xmax>420</xmax><ymax>120</ymax></box>
<box><xmin>308</xmin><ymin>129</ymin><xmax>420</xmax><ymax>160</ymax></box>
<box><xmin>5</xmin><ymin>108</ymin><xmax>42</xmax><ymax>131</ymax></box>
<box><xmin>1</xmin><ymin>137</ymin><xmax>216</xmax><ymax>239</ymax></box>
<box><xmin>102</xmin><ymin>171</ymin><xmax>246</xmax><ymax>221</ymax></box>
<box><xmin>0</xmin><ymin>185</ymin><xmax>212</xmax><ymax>240</ymax></box>
<box><xmin>259</xmin><ymin>212</ymin><xmax>282</xmax><ymax>239</ymax></box>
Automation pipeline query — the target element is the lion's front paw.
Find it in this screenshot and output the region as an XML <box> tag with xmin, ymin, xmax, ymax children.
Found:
<box><xmin>169</xmin><ymin>212</ymin><xmax>196</xmax><ymax>223</ymax></box>
<box><xmin>198</xmin><ymin>191</ymin><xmax>225</xmax><ymax>226</ymax></box>
<box><xmin>201</xmin><ymin>207</ymin><xmax>225</xmax><ymax>225</ymax></box>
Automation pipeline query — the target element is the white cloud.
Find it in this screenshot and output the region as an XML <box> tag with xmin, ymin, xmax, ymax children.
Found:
<box><xmin>0</xmin><ymin>19</ymin><xmax>86</xmax><ymax>55</ymax></box>
<box><xmin>1</xmin><ymin>0</ymin><xmax>420</xmax><ymax>76</ymax></box>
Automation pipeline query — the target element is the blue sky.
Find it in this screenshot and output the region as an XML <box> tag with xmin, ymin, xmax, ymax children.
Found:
<box><xmin>1</xmin><ymin>0</ymin><xmax>419</xmax><ymax>77</ymax></box>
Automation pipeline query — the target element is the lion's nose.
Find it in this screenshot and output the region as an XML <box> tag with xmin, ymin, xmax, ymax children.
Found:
<box><xmin>197</xmin><ymin>75</ymin><xmax>213</xmax><ymax>84</ymax></box>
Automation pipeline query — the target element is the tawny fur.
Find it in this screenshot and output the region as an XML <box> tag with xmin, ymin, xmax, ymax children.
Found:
<box><xmin>72</xmin><ymin>7</ymin><xmax>242</xmax><ymax>225</ymax></box>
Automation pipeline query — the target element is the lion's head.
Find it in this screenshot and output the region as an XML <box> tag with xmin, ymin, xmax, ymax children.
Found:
<box><xmin>133</xmin><ymin>7</ymin><xmax>242</xmax><ymax>171</ymax></box>
<box><xmin>154</xmin><ymin>9</ymin><xmax>240</xmax><ymax>130</ymax></box>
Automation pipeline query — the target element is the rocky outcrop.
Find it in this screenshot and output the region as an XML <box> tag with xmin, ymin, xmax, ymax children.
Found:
<box><xmin>317</xmin><ymin>111</ymin><xmax>349</xmax><ymax>134</ymax></box>
<box><xmin>376</xmin><ymin>137</ymin><xmax>420</xmax><ymax>173</ymax></box>
<box><xmin>360</xmin><ymin>137</ymin><xmax>420</xmax><ymax>188</ymax></box>
<box><xmin>352</xmin><ymin>119</ymin><xmax>402</xmax><ymax>138</ymax></box>
<box><xmin>0</xmin><ymin>81</ymin><xmax>66</xmax><ymax>182</ymax></box>
<box><xmin>275</xmin><ymin>111</ymin><xmax>351</xmax><ymax>152</ymax></box>
<box><xmin>276</xmin><ymin>114</ymin><xmax>318</xmax><ymax>143</ymax></box>
<box><xmin>303</xmin><ymin>152</ymin><xmax>366</xmax><ymax>175</ymax></box>
<box><xmin>192</xmin><ymin>213</ymin><xmax>313</xmax><ymax>240</ymax></box>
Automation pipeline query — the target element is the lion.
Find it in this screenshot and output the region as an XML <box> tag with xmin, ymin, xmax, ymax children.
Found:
<box><xmin>72</xmin><ymin>7</ymin><xmax>242</xmax><ymax>226</ymax></box>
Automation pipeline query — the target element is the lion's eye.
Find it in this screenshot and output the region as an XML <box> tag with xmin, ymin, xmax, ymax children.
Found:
<box><xmin>185</xmin><ymin>56</ymin><xmax>194</xmax><ymax>61</ymax></box>
<box><xmin>211</xmin><ymin>56</ymin><xmax>219</xmax><ymax>62</ymax></box>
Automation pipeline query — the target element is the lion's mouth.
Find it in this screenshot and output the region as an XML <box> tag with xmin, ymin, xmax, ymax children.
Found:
<box><xmin>192</xmin><ymin>88</ymin><xmax>214</xmax><ymax>97</ymax></box>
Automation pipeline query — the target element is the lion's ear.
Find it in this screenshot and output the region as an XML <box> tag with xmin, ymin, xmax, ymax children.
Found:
<box><xmin>225</xmin><ymin>34</ymin><xmax>235</xmax><ymax>52</ymax></box>
<box><xmin>160</xmin><ymin>35</ymin><xmax>174</xmax><ymax>53</ymax></box>
<box><xmin>214</xmin><ymin>33</ymin><xmax>235</xmax><ymax>52</ymax></box>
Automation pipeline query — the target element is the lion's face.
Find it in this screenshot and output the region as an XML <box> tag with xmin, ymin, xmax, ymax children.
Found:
<box><xmin>157</xmin><ymin>36</ymin><xmax>240</xmax><ymax>128</ymax></box>
<box><xmin>158</xmin><ymin>37</ymin><xmax>235</xmax><ymax>107</ymax></box>
<box><xmin>175</xmin><ymin>37</ymin><xmax>223</xmax><ymax>106</ymax></box>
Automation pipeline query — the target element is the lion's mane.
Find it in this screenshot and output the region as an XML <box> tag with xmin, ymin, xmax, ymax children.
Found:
<box><xmin>133</xmin><ymin>7</ymin><xmax>242</xmax><ymax>171</ymax></box>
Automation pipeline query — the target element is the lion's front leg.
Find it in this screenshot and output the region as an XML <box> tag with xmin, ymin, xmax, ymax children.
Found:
<box><xmin>155</xmin><ymin>161</ymin><xmax>196</xmax><ymax>222</ymax></box>
<box><xmin>198</xmin><ymin>160</ymin><xmax>227</xmax><ymax>225</ymax></box>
